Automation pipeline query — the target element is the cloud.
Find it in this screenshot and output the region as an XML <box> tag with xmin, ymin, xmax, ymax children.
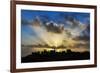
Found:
<box><xmin>73</xmin><ymin>42</ymin><xmax>89</xmax><ymax>49</ymax></box>
<box><xmin>73</xmin><ymin>36</ymin><xmax>90</xmax><ymax>42</ymax></box>
<box><xmin>22</xmin><ymin>16</ymin><xmax>89</xmax><ymax>46</ymax></box>
<box><xmin>64</xmin><ymin>16</ymin><xmax>87</xmax><ymax>37</ymax></box>
<box><xmin>66</xmin><ymin>16</ymin><xmax>80</xmax><ymax>28</ymax></box>
<box><xmin>21</xmin><ymin>18</ymin><xmax>32</xmax><ymax>25</ymax></box>
<box><xmin>45</xmin><ymin>21</ymin><xmax>64</xmax><ymax>33</ymax></box>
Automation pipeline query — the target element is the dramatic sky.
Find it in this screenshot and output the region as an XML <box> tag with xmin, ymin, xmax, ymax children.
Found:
<box><xmin>21</xmin><ymin>9</ymin><xmax>90</xmax><ymax>57</ymax></box>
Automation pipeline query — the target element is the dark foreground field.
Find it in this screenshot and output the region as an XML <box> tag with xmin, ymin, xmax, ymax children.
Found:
<box><xmin>21</xmin><ymin>50</ymin><xmax>90</xmax><ymax>63</ymax></box>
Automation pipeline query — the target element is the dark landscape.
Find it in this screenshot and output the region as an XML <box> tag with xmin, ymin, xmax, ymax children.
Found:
<box><xmin>21</xmin><ymin>49</ymin><xmax>90</xmax><ymax>63</ymax></box>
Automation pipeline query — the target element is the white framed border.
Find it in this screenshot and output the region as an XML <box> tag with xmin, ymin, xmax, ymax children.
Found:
<box><xmin>16</xmin><ymin>4</ymin><xmax>95</xmax><ymax>69</ymax></box>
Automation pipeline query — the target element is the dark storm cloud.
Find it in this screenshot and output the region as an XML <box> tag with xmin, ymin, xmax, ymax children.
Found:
<box><xmin>45</xmin><ymin>22</ymin><xmax>64</xmax><ymax>33</ymax></box>
<box><xmin>30</xmin><ymin>16</ymin><xmax>64</xmax><ymax>34</ymax></box>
